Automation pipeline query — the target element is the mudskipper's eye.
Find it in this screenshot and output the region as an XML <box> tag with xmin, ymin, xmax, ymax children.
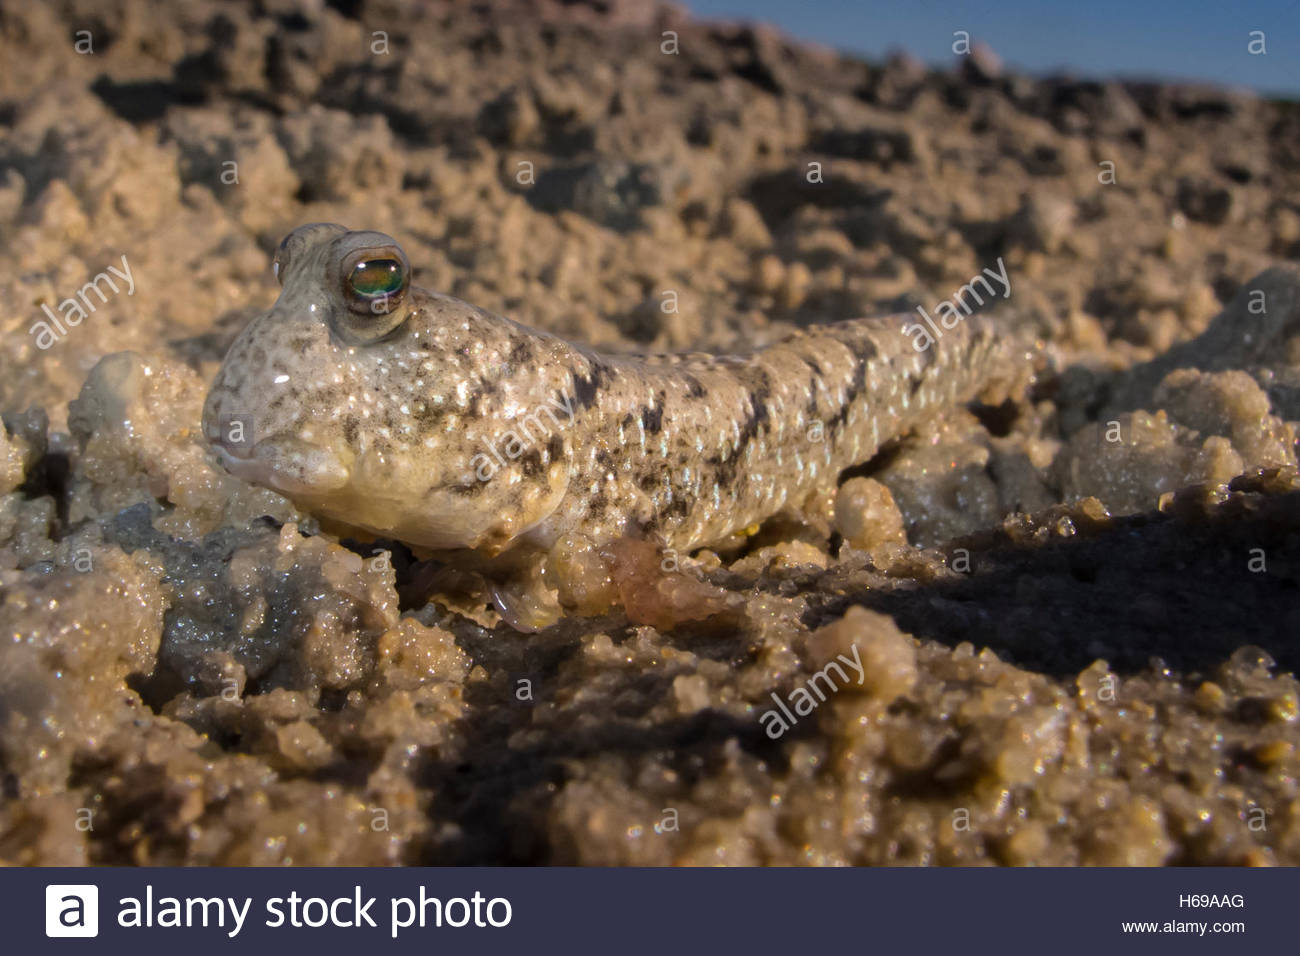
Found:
<box><xmin>328</xmin><ymin>235</ymin><xmax>414</xmax><ymax>344</ymax></box>
<box><xmin>346</xmin><ymin>258</ymin><xmax>406</xmax><ymax>311</ymax></box>
<box><xmin>338</xmin><ymin>246</ymin><xmax>410</xmax><ymax>319</ymax></box>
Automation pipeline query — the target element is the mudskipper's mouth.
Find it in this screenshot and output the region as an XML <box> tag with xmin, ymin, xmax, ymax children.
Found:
<box><xmin>210</xmin><ymin>435</ymin><xmax>351</xmax><ymax>497</ymax></box>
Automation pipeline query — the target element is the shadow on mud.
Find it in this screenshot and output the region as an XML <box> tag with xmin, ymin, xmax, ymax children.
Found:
<box><xmin>815</xmin><ymin>484</ymin><xmax>1300</xmax><ymax>679</ymax></box>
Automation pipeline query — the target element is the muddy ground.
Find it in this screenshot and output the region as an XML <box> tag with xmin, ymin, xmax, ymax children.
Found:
<box><xmin>1</xmin><ymin>0</ymin><xmax>1300</xmax><ymax>864</ymax></box>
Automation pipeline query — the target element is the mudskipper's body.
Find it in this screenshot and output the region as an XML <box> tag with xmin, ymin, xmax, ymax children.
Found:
<box><xmin>204</xmin><ymin>224</ymin><xmax>1027</xmax><ymax>626</ymax></box>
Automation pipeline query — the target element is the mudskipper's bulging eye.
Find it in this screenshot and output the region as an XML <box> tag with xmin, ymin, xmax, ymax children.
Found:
<box><xmin>339</xmin><ymin>245</ymin><xmax>410</xmax><ymax>320</ymax></box>
<box><xmin>327</xmin><ymin>232</ymin><xmax>413</xmax><ymax>343</ymax></box>
<box><xmin>347</xmin><ymin>258</ymin><xmax>406</xmax><ymax>311</ymax></box>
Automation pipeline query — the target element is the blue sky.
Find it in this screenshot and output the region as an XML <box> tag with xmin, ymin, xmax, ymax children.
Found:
<box><xmin>683</xmin><ymin>1</ymin><xmax>1299</xmax><ymax>96</ymax></box>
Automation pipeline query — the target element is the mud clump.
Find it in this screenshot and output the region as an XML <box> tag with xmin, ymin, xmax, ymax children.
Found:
<box><xmin>1</xmin><ymin>0</ymin><xmax>1299</xmax><ymax>865</ymax></box>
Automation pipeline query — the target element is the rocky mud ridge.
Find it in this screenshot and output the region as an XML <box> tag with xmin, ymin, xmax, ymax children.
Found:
<box><xmin>1</xmin><ymin>0</ymin><xmax>1299</xmax><ymax>864</ymax></box>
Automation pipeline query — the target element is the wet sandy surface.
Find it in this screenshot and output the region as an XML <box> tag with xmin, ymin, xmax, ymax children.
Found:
<box><xmin>1</xmin><ymin>0</ymin><xmax>1299</xmax><ymax>864</ymax></box>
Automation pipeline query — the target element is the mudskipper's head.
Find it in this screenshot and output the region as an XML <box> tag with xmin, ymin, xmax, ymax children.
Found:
<box><xmin>203</xmin><ymin>223</ymin><xmax>569</xmax><ymax>550</ymax></box>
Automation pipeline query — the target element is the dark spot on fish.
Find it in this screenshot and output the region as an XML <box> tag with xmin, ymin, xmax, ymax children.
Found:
<box><xmin>409</xmin><ymin>399</ymin><xmax>449</xmax><ymax>434</ymax></box>
<box><xmin>641</xmin><ymin>403</ymin><xmax>664</xmax><ymax>434</ymax></box>
<box><xmin>508</xmin><ymin>340</ymin><xmax>532</xmax><ymax>367</ymax></box>
<box><xmin>735</xmin><ymin>383</ymin><xmax>771</xmax><ymax>448</ymax></box>
<box><xmin>570</xmin><ymin>360</ymin><xmax>613</xmax><ymax>412</ymax></box>
<box><xmin>805</xmin><ymin>374</ymin><xmax>820</xmax><ymax>416</ymax></box>
<box><xmin>705</xmin><ymin>452</ymin><xmax>739</xmax><ymax>490</ymax></box>
<box><xmin>826</xmin><ymin>353</ymin><xmax>867</xmax><ymax>431</ymax></box>
<box><xmin>518</xmin><ymin>448</ymin><xmax>546</xmax><ymax>478</ymax></box>
<box><xmin>663</xmin><ymin>493</ymin><xmax>691</xmax><ymax>519</ymax></box>
<box><xmin>448</xmin><ymin>480</ymin><xmax>485</xmax><ymax>497</ymax></box>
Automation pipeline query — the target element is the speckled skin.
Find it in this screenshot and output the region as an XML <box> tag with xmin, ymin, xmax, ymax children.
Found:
<box><xmin>205</xmin><ymin>224</ymin><xmax>1024</xmax><ymax>567</ymax></box>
